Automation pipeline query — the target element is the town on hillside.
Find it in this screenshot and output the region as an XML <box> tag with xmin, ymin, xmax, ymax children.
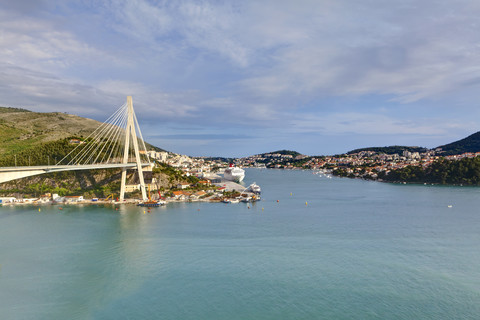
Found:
<box><xmin>234</xmin><ymin>149</ymin><xmax>480</xmax><ymax>181</ymax></box>
<box><xmin>148</xmin><ymin>145</ymin><xmax>480</xmax><ymax>184</ymax></box>
<box><xmin>4</xmin><ymin>130</ymin><xmax>480</xmax><ymax>205</ymax></box>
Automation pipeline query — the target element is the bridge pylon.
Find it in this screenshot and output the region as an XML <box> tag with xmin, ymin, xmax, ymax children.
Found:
<box><xmin>119</xmin><ymin>96</ymin><xmax>148</xmax><ymax>201</ymax></box>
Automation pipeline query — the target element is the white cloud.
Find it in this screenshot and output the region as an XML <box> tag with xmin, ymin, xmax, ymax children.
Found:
<box><xmin>106</xmin><ymin>0</ymin><xmax>173</xmax><ymax>43</ymax></box>
<box><xmin>102</xmin><ymin>0</ymin><xmax>250</xmax><ymax>66</ymax></box>
<box><xmin>11</xmin><ymin>0</ymin><xmax>479</xmax><ymax>106</ymax></box>
<box><xmin>290</xmin><ymin>112</ymin><xmax>477</xmax><ymax>137</ymax></box>
<box><xmin>0</xmin><ymin>10</ymin><xmax>120</xmax><ymax>73</ymax></box>
<box><xmin>234</xmin><ymin>0</ymin><xmax>480</xmax><ymax>103</ymax></box>
<box><xmin>2</xmin><ymin>0</ymin><xmax>480</xmax><ymax>156</ymax></box>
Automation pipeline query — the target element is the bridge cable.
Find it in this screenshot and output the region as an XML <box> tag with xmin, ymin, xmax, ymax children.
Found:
<box><xmin>58</xmin><ymin>103</ymin><xmax>127</xmax><ymax>165</ymax></box>
<box><xmin>73</xmin><ymin>104</ymin><xmax>127</xmax><ymax>165</ymax></box>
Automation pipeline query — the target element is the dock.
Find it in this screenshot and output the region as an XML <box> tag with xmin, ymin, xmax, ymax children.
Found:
<box><xmin>205</xmin><ymin>172</ymin><xmax>249</xmax><ymax>192</ymax></box>
<box><xmin>213</xmin><ymin>179</ymin><xmax>247</xmax><ymax>192</ymax></box>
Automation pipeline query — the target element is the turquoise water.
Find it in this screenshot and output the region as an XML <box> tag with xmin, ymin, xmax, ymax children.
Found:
<box><xmin>1</xmin><ymin>169</ymin><xmax>480</xmax><ymax>319</ymax></box>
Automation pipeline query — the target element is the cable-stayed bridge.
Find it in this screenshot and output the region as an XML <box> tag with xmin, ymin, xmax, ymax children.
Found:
<box><xmin>0</xmin><ymin>96</ymin><xmax>152</xmax><ymax>201</ymax></box>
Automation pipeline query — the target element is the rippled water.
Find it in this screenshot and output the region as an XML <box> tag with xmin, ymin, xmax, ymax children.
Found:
<box><xmin>1</xmin><ymin>169</ymin><xmax>480</xmax><ymax>319</ymax></box>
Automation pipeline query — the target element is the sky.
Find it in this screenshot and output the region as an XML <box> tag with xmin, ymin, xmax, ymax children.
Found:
<box><xmin>1</xmin><ymin>0</ymin><xmax>480</xmax><ymax>157</ymax></box>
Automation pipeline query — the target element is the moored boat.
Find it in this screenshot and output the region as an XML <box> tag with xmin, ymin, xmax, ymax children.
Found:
<box><xmin>223</xmin><ymin>164</ymin><xmax>245</xmax><ymax>182</ymax></box>
<box><xmin>246</xmin><ymin>182</ymin><xmax>261</xmax><ymax>194</ymax></box>
<box><xmin>138</xmin><ymin>184</ymin><xmax>166</xmax><ymax>207</ymax></box>
<box><xmin>138</xmin><ymin>200</ymin><xmax>165</xmax><ymax>207</ymax></box>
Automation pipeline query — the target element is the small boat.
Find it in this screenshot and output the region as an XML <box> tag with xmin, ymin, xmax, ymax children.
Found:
<box><xmin>223</xmin><ymin>198</ymin><xmax>240</xmax><ymax>204</ymax></box>
<box><xmin>138</xmin><ymin>184</ymin><xmax>166</xmax><ymax>207</ymax></box>
<box><xmin>246</xmin><ymin>182</ymin><xmax>261</xmax><ymax>194</ymax></box>
<box><xmin>240</xmin><ymin>196</ymin><xmax>252</xmax><ymax>202</ymax></box>
<box><xmin>138</xmin><ymin>200</ymin><xmax>162</xmax><ymax>207</ymax></box>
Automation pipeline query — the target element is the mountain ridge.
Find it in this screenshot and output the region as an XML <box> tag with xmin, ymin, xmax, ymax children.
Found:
<box><xmin>340</xmin><ymin>131</ymin><xmax>480</xmax><ymax>157</ymax></box>
<box><xmin>435</xmin><ymin>131</ymin><xmax>480</xmax><ymax>155</ymax></box>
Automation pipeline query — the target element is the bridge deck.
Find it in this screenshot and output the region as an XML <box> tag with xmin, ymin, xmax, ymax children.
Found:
<box><xmin>0</xmin><ymin>163</ymin><xmax>151</xmax><ymax>172</ymax></box>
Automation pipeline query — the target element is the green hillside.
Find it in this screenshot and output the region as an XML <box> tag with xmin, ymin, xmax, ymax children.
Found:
<box><xmin>347</xmin><ymin>145</ymin><xmax>427</xmax><ymax>155</ymax></box>
<box><xmin>0</xmin><ymin>106</ymin><xmax>174</xmax><ymax>197</ymax></box>
<box><xmin>379</xmin><ymin>157</ymin><xmax>480</xmax><ymax>185</ymax></box>
<box><xmin>436</xmin><ymin>131</ymin><xmax>480</xmax><ymax>155</ymax></box>
<box><xmin>0</xmin><ymin>106</ymin><xmax>101</xmax><ymax>156</ymax></box>
<box><xmin>0</xmin><ymin>106</ymin><xmax>164</xmax><ymax>156</ymax></box>
<box><xmin>266</xmin><ymin>150</ymin><xmax>301</xmax><ymax>156</ymax></box>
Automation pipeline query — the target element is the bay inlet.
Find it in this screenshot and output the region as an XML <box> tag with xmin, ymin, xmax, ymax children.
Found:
<box><xmin>1</xmin><ymin>169</ymin><xmax>480</xmax><ymax>319</ymax></box>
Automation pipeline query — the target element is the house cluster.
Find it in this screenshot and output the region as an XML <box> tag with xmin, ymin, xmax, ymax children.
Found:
<box><xmin>164</xmin><ymin>179</ymin><xmax>230</xmax><ymax>202</ymax></box>
<box><xmin>0</xmin><ymin>194</ymin><xmax>86</xmax><ymax>205</ymax></box>
<box><xmin>305</xmin><ymin>151</ymin><xmax>439</xmax><ymax>178</ymax></box>
<box><xmin>444</xmin><ymin>152</ymin><xmax>480</xmax><ymax>161</ymax></box>
<box><xmin>238</xmin><ymin>153</ymin><xmax>307</xmax><ymax>168</ymax></box>
<box><xmin>235</xmin><ymin>148</ymin><xmax>480</xmax><ymax>179</ymax></box>
<box><xmin>146</xmin><ymin>151</ymin><xmax>169</xmax><ymax>162</ymax></box>
<box><xmin>148</xmin><ymin>152</ymin><xmax>227</xmax><ymax>178</ymax></box>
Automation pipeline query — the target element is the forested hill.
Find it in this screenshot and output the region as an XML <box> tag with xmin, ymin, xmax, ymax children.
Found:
<box><xmin>347</xmin><ymin>131</ymin><xmax>480</xmax><ymax>156</ymax></box>
<box><xmin>260</xmin><ymin>150</ymin><xmax>302</xmax><ymax>157</ymax></box>
<box><xmin>436</xmin><ymin>131</ymin><xmax>480</xmax><ymax>155</ymax></box>
<box><xmin>347</xmin><ymin>146</ymin><xmax>427</xmax><ymax>155</ymax></box>
<box><xmin>379</xmin><ymin>157</ymin><xmax>480</xmax><ymax>185</ymax></box>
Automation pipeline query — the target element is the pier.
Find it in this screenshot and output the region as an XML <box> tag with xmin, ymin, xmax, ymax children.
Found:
<box><xmin>213</xmin><ymin>179</ymin><xmax>247</xmax><ymax>192</ymax></box>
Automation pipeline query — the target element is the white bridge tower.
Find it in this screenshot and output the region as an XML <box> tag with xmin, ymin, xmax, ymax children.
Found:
<box><xmin>119</xmin><ymin>96</ymin><xmax>148</xmax><ymax>201</ymax></box>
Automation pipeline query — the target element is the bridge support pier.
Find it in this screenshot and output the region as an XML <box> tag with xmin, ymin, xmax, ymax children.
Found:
<box><xmin>119</xmin><ymin>96</ymin><xmax>147</xmax><ymax>202</ymax></box>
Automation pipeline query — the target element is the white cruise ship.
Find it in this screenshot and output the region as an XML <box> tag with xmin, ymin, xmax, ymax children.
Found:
<box><xmin>223</xmin><ymin>164</ymin><xmax>245</xmax><ymax>182</ymax></box>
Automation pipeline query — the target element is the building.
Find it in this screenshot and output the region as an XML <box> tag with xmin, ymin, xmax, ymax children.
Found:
<box><xmin>0</xmin><ymin>197</ymin><xmax>16</xmax><ymax>204</ymax></box>
<box><xmin>147</xmin><ymin>151</ymin><xmax>168</xmax><ymax>162</ymax></box>
<box><xmin>64</xmin><ymin>196</ymin><xmax>84</xmax><ymax>203</ymax></box>
<box><xmin>125</xmin><ymin>184</ymin><xmax>141</xmax><ymax>192</ymax></box>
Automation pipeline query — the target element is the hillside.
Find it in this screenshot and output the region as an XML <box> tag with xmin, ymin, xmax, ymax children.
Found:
<box><xmin>379</xmin><ymin>157</ymin><xmax>480</xmax><ymax>185</ymax></box>
<box><xmin>253</xmin><ymin>150</ymin><xmax>302</xmax><ymax>157</ymax></box>
<box><xmin>347</xmin><ymin>145</ymin><xmax>427</xmax><ymax>155</ymax></box>
<box><xmin>436</xmin><ymin>131</ymin><xmax>480</xmax><ymax>155</ymax></box>
<box><xmin>0</xmin><ymin>106</ymin><xmax>164</xmax><ymax>156</ymax></box>
<box><xmin>0</xmin><ymin>106</ymin><xmax>176</xmax><ymax>196</ymax></box>
<box><xmin>0</xmin><ymin>106</ymin><xmax>101</xmax><ymax>155</ymax></box>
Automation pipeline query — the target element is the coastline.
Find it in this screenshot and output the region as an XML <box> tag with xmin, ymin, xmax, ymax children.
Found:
<box><xmin>0</xmin><ymin>178</ymin><xmax>260</xmax><ymax>206</ymax></box>
<box><xmin>1</xmin><ymin>198</ymin><xmax>231</xmax><ymax>207</ymax></box>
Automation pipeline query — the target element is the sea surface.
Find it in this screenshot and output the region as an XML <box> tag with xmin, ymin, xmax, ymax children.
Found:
<box><xmin>1</xmin><ymin>169</ymin><xmax>480</xmax><ymax>319</ymax></box>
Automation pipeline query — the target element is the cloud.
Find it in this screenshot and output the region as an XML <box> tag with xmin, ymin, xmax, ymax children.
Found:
<box><xmin>236</xmin><ymin>0</ymin><xmax>480</xmax><ymax>103</ymax></box>
<box><xmin>0</xmin><ymin>63</ymin><xmax>203</xmax><ymax>124</ymax></box>
<box><xmin>290</xmin><ymin>112</ymin><xmax>477</xmax><ymax>137</ymax></box>
<box><xmin>1</xmin><ymin>0</ymin><xmax>48</xmax><ymax>14</ymax></box>
<box><xmin>2</xmin><ymin>0</ymin><xmax>480</xmax><ymax>156</ymax></box>
<box><xmin>6</xmin><ymin>1</ymin><xmax>480</xmax><ymax>106</ymax></box>
<box><xmin>153</xmin><ymin>133</ymin><xmax>252</xmax><ymax>140</ymax></box>
<box><xmin>0</xmin><ymin>9</ymin><xmax>121</xmax><ymax>73</ymax></box>
<box><xmin>99</xmin><ymin>0</ymin><xmax>250</xmax><ymax>67</ymax></box>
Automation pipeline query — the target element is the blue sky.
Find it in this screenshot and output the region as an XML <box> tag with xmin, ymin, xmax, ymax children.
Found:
<box><xmin>1</xmin><ymin>0</ymin><xmax>480</xmax><ymax>157</ymax></box>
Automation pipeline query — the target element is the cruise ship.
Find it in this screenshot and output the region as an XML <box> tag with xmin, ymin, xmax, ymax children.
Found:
<box><xmin>223</xmin><ymin>164</ymin><xmax>245</xmax><ymax>182</ymax></box>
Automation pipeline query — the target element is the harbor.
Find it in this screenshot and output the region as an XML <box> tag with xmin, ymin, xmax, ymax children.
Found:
<box><xmin>3</xmin><ymin>169</ymin><xmax>480</xmax><ymax>320</ymax></box>
<box><xmin>0</xmin><ymin>171</ymin><xmax>261</xmax><ymax>206</ymax></box>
